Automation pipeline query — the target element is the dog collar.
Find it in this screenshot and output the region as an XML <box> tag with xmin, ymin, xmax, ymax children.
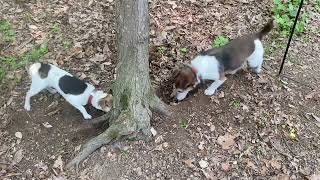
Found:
<box><xmin>87</xmin><ymin>94</ymin><xmax>93</xmax><ymax>105</ymax></box>
<box><xmin>191</xmin><ymin>66</ymin><xmax>202</xmax><ymax>81</ymax></box>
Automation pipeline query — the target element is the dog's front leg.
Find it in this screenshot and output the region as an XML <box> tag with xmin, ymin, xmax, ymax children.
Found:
<box><xmin>73</xmin><ymin>105</ymin><xmax>92</xmax><ymax>119</ymax></box>
<box><xmin>204</xmin><ymin>79</ymin><xmax>226</xmax><ymax>96</ymax></box>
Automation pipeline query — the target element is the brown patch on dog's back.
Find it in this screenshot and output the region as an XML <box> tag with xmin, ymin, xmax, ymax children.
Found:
<box><xmin>38</xmin><ymin>63</ymin><xmax>51</xmax><ymax>79</ymax></box>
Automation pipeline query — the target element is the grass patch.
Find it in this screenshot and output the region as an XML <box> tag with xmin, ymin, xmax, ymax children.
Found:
<box><xmin>157</xmin><ymin>46</ymin><xmax>166</xmax><ymax>55</ymax></box>
<box><xmin>316</xmin><ymin>0</ymin><xmax>320</xmax><ymax>11</ymax></box>
<box><xmin>0</xmin><ymin>20</ymin><xmax>16</xmax><ymax>43</ymax></box>
<box><xmin>180</xmin><ymin>119</ymin><xmax>189</xmax><ymax>129</ymax></box>
<box><xmin>0</xmin><ymin>40</ymin><xmax>49</xmax><ymax>83</ymax></box>
<box><xmin>51</xmin><ymin>23</ymin><xmax>61</xmax><ymax>34</ymax></box>
<box><xmin>212</xmin><ymin>35</ymin><xmax>229</xmax><ymax>48</ymax></box>
<box><xmin>231</xmin><ymin>100</ymin><xmax>241</xmax><ymax>108</ymax></box>
<box><xmin>272</xmin><ymin>0</ymin><xmax>309</xmax><ymax>36</ymax></box>
<box><xmin>180</xmin><ymin>47</ymin><xmax>188</xmax><ymax>55</ymax></box>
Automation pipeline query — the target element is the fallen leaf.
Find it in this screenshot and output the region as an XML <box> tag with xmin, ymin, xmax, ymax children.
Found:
<box><xmin>311</xmin><ymin>114</ymin><xmax>320</xmax><ymax>123</ymax></box>
<box><xmin>201</xmin><ymin>170</ymin><xmax>217</xmax><ymax>180</ymax></box>
<box><xmin>90</xmin><ymin>53</ymin><xmax>105</xmax><ymax>62</ymax></box>
<box><xmin>12</xmin><ymin>149</ymin><xmax>24</xmax><ymax>165</ymax></box>
<box><xmin>53</xmin><ymin>155</ymin><xmax>64</xmax><ymax>172</ymax></box>
<box><xmin>42</xmin><ymin>122</ymin><xmax>53</xmax><ymax>128</ymax></box>
<box><xmin>15</xmin><ymin>132</ymin><xmax>22</xmax><ymax>139</ymax></box>
<box><xmin>277</xmin><ymin>174</ymin><xmax>290</xmax><ymax>180</ymax></box>
<box><xmin>217</xmin><ymin>134</ymin><xmax>235</xmax><ymax>150</ymax></box>
<box><xmin>198</xmin><ymin>141</ymin><xmax>205</xmax><ymax>150</ymax></box>
<box><xmin>221</xmin><ymin>162</ymin><xmax>230</xmax><ymax>171</ymax></box>
<box><xmin>308</xmin><ymin>174</ymin><xmax>320</xmax><ymax>180</ymax></box>
<box><xmin>183</xmin><ymin>159</ymin><xmax>195</xmax><ymax>168</ymax></box>
<box><xmin>199</xmin><ymin>159</ymin><xmax>209</xmax><ymax>168</ymax></box>
<box><xmin>150</xmin><ymin>127</ymin><xmax>157</xmax><ymax>136</ymax></box>
<box><xmin>270</xmin><ymin>159</ymin><xmax>281</xmax><ymax>170</ymax></box>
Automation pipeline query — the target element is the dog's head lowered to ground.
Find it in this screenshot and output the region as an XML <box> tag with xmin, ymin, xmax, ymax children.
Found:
<box><xmin>24</xmin><ymin>62</ymin><xmax>113</xmax><ymax>120</ymax></box>
<box><xmin>170</xmin><ymin>65</ymin><xmax>198</xmax><ymax>101</ymax></box>
<box><xmin>171</xmin><ymin>20</ymin><xmax>274</xmax><ymax>102</ymax></box>
<box><xmin>92</xmin><ymin>90</ymin><xmax>113</xmax><ymax>112</ymax></box>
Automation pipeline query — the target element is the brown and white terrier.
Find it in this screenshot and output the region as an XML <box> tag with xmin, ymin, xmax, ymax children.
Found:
<box><xmin>171</xmin><ymin>20</ymin><xmax>274</xmax><ymax>101</ymax></box>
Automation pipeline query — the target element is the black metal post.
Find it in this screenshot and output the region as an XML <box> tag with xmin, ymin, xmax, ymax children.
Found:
<box><xmin>278</xmin><ymin>0</ymin><xmax>304</xmax><ymax>75</ymax></box>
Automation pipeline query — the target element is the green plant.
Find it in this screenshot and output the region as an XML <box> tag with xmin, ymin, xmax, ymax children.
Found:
<box><xmin>231</xmin><ymin>100</ymin><xmax>241</xmax><ymax>108</ymax></box>
<box><xmin>180</xmin><ymin>47</ymin><xmax>188</xmax><ymax>55</ymax></box>
<box><xmin>62</xmin><ymin>40</ymin><xmax>72</xmax><ymax>49</ymax></box>
<box><xmin>0</xmin><ymin>20</ymin><xmax>16</xmax><ymax>43</ymax></box>
<box><xmin>0</xmin><ymin>40</ymin><xmax>49</xmax><ymax>82</ymax></box>
<box><xmin>157</xmin><ymin>46</ymin><xmax>166</xmax><ymax>55</ymax></box>
<box><xmin>212</xmin><ymin>35</ymin><xmax>229</xmax><ymax>48</ymax></box>
<box><xmin>316</xmin><ymin>0</ymin><xmax>320</xmax><ymax>11</ymax></box>
<box><xmin>120</xmin><ymin>150</ymin><xmax>130</xmax><ymax>158</ymax></box>
<box><xmin>51</xmin><ymin>23</ymin><xmax>61</xmax><ymax>34</ymax></box>
<box><xmin>180</xmin><ymin>119</ymin><xmax>189</xmax><ymax>129</ymax></box>
<box><xmin>272</xmin><ymin>0</ymin><xmax>308</xmax><ymax>36</ymax></box>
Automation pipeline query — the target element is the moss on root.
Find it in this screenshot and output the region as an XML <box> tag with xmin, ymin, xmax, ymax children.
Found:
<box><xmin>120</xmin><ymin>90</ymin><xmax>130</xmax><ymax>110</ymax></box>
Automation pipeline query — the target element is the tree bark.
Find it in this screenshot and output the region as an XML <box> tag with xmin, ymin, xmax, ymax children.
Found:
<box><xmin>67</xmin><ymin>0</ymin><xmax>169</xmax><ymax>169</ymax></box>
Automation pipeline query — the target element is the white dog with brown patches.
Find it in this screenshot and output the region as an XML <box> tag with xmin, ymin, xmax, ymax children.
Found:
<box><xmin>24</xmin><ymin>63</ymin><xmax>113</xmax><ymax>119</ymax></box>
<box><xmin>171</xmin><ymin>20</ymin><xmax>274</xmax><ymax>101</ymax></box>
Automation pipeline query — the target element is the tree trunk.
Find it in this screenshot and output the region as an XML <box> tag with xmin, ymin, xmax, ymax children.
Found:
<box><xmin>67</xmin><ymin>0</ymin><xmax>169</xmax><ymax>169</ymax></box>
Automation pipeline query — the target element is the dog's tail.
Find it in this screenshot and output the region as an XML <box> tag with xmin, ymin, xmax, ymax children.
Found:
<box><xmin>257</xmin><ymin>20</ymin><xmax>274</xmax><ymax>40</ymax></box>
<box><xmin>28</xmin><ymin>63</ymin><xmax>41</xmax><ymax>76</ymax></box>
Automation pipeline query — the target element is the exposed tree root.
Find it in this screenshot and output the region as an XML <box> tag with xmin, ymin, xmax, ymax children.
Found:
<box><xmin>149</xmin><ymin>94</ymin><xmax>171</xmax><ymax>117</ymax></box>
<box><xmin>86</xmin><ymin>110</ymin><xmax>112</xmax><ymax>125</ymax></box>
<box><xmin>67</xmin><ymin>112</ymin><xmax>136</xmax><ymax>170</ymax></box>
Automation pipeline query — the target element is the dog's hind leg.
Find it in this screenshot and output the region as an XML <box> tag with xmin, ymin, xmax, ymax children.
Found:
<box><xmin>24</xmin><ymin>81</ymin><xmax>46</xmax><ymax>111</ymax></box>
<box><xmin>248</xmin><ymin>40</ymin><xmax>264</xmax><ymax>74</ymax></box>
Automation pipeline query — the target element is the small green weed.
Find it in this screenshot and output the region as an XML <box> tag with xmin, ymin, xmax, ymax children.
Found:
<box><xmin>157</xmin><ymin>46</ymin><xmax>166</xmax><ymax>55</ymax></box>
<box><xmin>212</xmin><ymin>35</ymin><xmax>229</xmax><ymax>48</ymax></box>
<box><xmin>0</xmin><ymin>20</ymin><xmax>16</xmax><ymax>43</ymax></box>
<box><xmin>120</xmin><ymin>150</ymin><xmax>130</xmax><ymax>158</ymax></box>
<box><xmin>231</xmin><ymin>100</ymin><xmax>241</xmax><ymax>108</ymax></box>
<box><xmin>180</xmin><ymin>119</ymin><xmax>189</xmax><ymax>129</ymax></box>
<box><xmin>272</xmin><ymin>0</ymin><xmax>308</xmax><ymax>36</ymax></box>
<box><xmin>51</xmin><ymin>23</ymin><xmax>61</xmax><ymax>34</ymax></box>
<box><xmin>0</xmin><ymin>40</ymin><xmax>49</xmax><ymax>82</ymax></box>
<box><xmin>316</xmin><ymin>0</ymin><xmax>320</xmax><ymax>11</ymax></box>
<box><xmin>62</xmin><ymin>40</ymin><xmax>72</xmax><ymax>49</ymax></box>
<box><xmin>180</xmin><ymin>47</ymin><xmax>188</xmax><ymax>55</ymax></box>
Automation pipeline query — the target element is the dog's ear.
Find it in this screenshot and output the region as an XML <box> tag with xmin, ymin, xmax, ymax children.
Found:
<box><xmin>172</xmin><ymin>69</ymin><xmax>181</xmax><ymax>79</ymax></box>
<box><xmin>104</xmin><ymin>94</ymin><xmax>113</xmax><ymax>107</ymax></box>
<box><xmin>99</xmin><ymin>94</ymin><xmax>113</xmax><ymax>109</ymax></box>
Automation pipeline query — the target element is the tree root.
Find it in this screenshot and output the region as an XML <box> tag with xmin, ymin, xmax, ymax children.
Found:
<box><xmin>149</xmin><ymin>95</ymin><xmax>171</xmax><ymax>117</ymax></box>
<box><xmin>67</xmin><ymin>125</ymin><xmax>129</xmax><ymax>170</ymax></box>
<box><xmin>67</xmin><ymin>112</ymin><xmax>136</xmax><ymax>170</ymax></box>
<box><xmin>86</xmin><ymin>110</ymin><xmax>112</xmax><ymax>125</ymax></box>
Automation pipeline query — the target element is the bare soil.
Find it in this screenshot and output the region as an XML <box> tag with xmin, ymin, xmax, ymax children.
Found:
<box><xmin>1</xmin><ymin>0</ymin><xmax>319</xmax><ymax>179</ymax></box>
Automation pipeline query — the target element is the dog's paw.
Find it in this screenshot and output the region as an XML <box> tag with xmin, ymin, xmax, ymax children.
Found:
<box><xmin>204</xmin><ymin>89</ymin><xmax>216</xmax><ymax>96</ymax></box>
<box><xmin>254</xmin><ymin>67</ymin><xmax>262</xmax><ymax>74</ymax></box>
<box><xmin>24</xmin><ymin>104</ymin><xmax>31</xmax><ymax>111</ymax></box>
<box><xmin>83</xmin><ymin>114</ymin><xmax>92</xmax><ymax>120</ymax></box>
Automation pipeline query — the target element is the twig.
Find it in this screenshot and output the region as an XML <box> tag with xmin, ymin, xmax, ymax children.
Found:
<box><xmin>0</xmin><ymin>161</ymin><xmax>10</xmax><ymax>165</ymax></box>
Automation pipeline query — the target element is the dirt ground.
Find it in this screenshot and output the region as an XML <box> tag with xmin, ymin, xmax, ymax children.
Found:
<box><xmin>1</xmin><ymin>0</ymin><xmax>319</xmax><ymax>179</ymax></box>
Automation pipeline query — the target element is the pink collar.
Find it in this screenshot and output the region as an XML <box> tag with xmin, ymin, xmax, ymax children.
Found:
<box><xmin>191</xmin><ymin>66</ymin><xmax>202</xmax><ymax>80</ymax></box>
<box><xmin>87</xmin><ymin>94</ymin><xmax>93</xmax><ymax>105</ymax></box>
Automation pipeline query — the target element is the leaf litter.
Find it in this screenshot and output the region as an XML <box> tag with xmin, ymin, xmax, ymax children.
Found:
<box><xmin>0</xmin><ymin>0</ymin><xmax>319</xmax><ymax>179</ymax></box>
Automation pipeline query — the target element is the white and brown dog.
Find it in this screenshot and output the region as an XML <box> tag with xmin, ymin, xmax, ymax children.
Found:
<box><xmin>171</xmin><ymin>20</ymin><xmax>274</xmax><ymax>101</ymax></box>
<box><xmin>24</xmin><ymin>63</ymin><xmax>113</xmax><ymax>119</ymax></box>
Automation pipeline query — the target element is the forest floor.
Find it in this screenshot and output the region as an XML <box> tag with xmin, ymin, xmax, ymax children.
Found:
<box><xmin>0</xmin><ymin>0</ymin><xmax>319</xmax><ymax>179</ymax></box>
